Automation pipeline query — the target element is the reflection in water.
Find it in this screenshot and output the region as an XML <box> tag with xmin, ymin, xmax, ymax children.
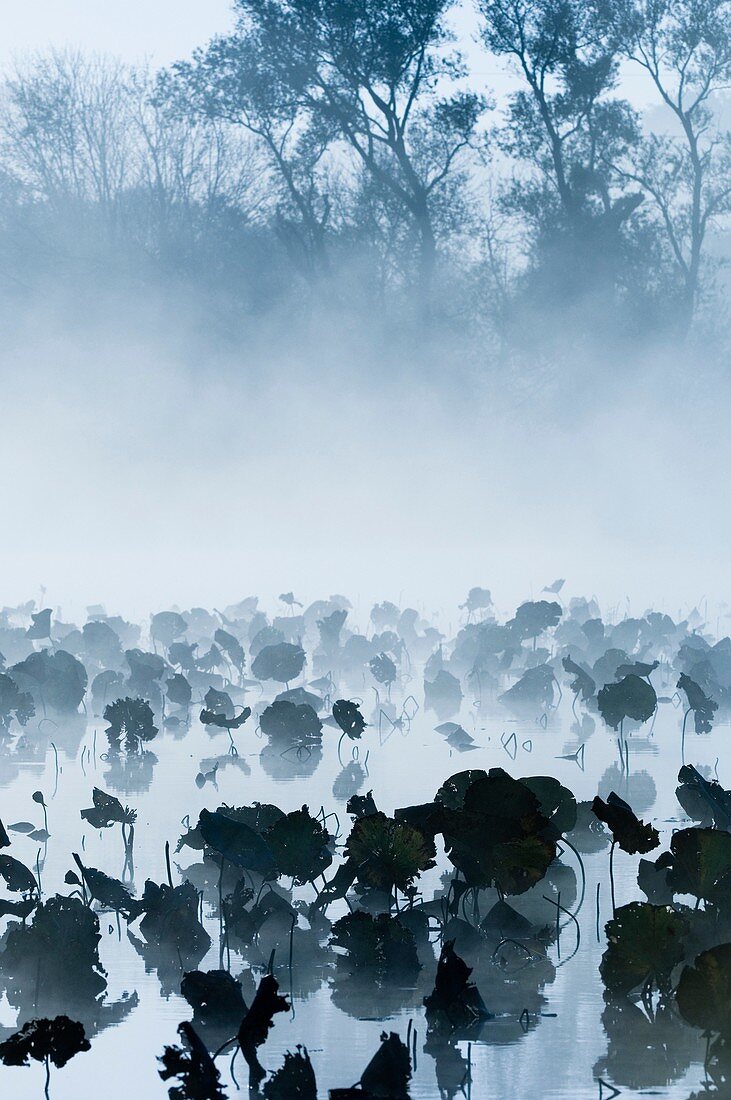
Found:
<box><xmin>595</xmin><ymin>996</ymin><xmax>702</xmax><ymax>1090</ymax></box>
<box><xmin>0</xmin><ymin>592</ymin><xmax>728</xmax><ymax>1099</ymax></box>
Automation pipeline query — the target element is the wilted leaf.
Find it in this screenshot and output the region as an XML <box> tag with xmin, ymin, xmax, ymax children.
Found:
<box><xmin>251</xmin><ymin>643</ymin><xmax>306</xmax><ymax>684</ymax></box>
<box><xmin>0</xmin><ymin>1015</ymin><xmax>90</xmax><ymax>1069</ymax></box>
<box><xmin>199</xmin><ymin>707</ymin><xmax>251</xmax><ymax>730</ymax></box>
<box><xmin>345</xmin><ymin>811</ymin><xmax>436</xmax><ymax>895</ymax></box>
<box><xmin>81</xmin><ymin>787</ymin><xmax>136</xmax><ymax>829</ymax></box>
<box><xmin>159</xmin><ymin>1021</ymin><xmax>227</xmax><ymax>1099</ymax></box>
<box><xmin>667</xmin><ymin>827</ymin><xmax>731</xmax><ymax>906</ymax></box>
<box><xmin>198</xmin><ymin>809</ymin><xmax>276</xmax><ymax>875</ymax></box>
<box><xmin>676</xmin><ymin>944</ymin><xmax>731</xmax><ymax>1038</ymax></box>
<box><xmin>237</xmin><ymin>973</ymin><xmax>289</xmax><ymax>1091</ymax></box>
<box><xmin>678</xmin><ymin>673</ymin><xmax>718</xmax><ymax>733</ymax></box>
<box><xmin>597</xmin><ymin>675</ymin><xmax>656</xmax><ymax>730</ymax></box>
<box><xmin>424</xmin><ymin>939</ymin><xmax>491</xmax><ymax>1032</ymax></box>
<box><xmin>600</xmin><ymin>902</ymin><xmax>688</xmax><ymax>995</ymax></box>
<box><xmin>265</xmin><ymin>805</ymin><xmax>332</xmax><ymax>884</ymax></box>
<box><xmin>0</xmin><ymin>854</ymin><xmax>38</xmax><ymax>894</ymax></box>
<box><xmin>332</xmin><ymin>699</ymin><xmax>367</xmax><ymax>740</ymax></box>
<box><xmin>262</xmin><ymin>1046</ymin><xmax>317</xmax><ymax>1100</ymax></box>
<box><xmin>591</xmin><ymin>792</ymin><xmax>659</xmax><ymax>855</ymax></box>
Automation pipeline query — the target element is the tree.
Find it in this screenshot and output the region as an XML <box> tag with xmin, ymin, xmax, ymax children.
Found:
<box><xmin>160</xmin><ymin>34</ymin><xmax>335</xmax><ymax>277</ymax></box>
<box><xmin>0</xmin><ymin>50</ymin><xmax>135</xmax><ymax>233</ymax></box>
<box><xmin>606</xmin><ymin>0</ymin><xmax>731</xmax><ymax>332</ymax></box>
<box><xmin>168</xmin><ymin>0</ymin><xmax>484</xmax><ymax>295</ymax></box>
<box><xmin>0</xmin><ymin>51</ymin><xmax>269</xmax><ymax>296</ymax></box>
<box><xmin>131</xmin><ymin>69</ymin><xmax>268</xmax><ymax>266</ymax></box>
<box><xmin>478</xmin><ymin>0</ymin><xmax>644</xmax><ymax>310</ymax></box>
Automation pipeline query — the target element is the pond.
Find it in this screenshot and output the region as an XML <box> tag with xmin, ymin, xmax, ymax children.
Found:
<box><xmin>0</xmin><ymin>598</ymin><xmax>725</xmax><ymax>1098</ymax></box>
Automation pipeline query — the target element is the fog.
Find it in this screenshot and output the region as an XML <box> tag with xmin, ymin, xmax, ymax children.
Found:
<box><xmin>0</xmin><ymin>0</ymin><xmax>729</xmax><ymax>624</ymax></box>
<box><xmin>0</xmin><ymin>1</ymin><xmax>234</xmax><ymax>66</ymax></box>
<box><xmin>1</xmin><ymin>292</ymin><xmax>726</xmax><ymax>624</ymax></box>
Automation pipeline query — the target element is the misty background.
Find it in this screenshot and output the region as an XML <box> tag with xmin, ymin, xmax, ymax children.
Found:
<box><xmin>1</xmin><ymin>0</ymin><xmax>730</xmax><ymax>620</ymax></box>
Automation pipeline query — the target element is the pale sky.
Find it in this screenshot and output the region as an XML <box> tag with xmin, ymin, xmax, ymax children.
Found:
<box><xmin>1</xmin><ymin>0</ymin><xmax>659</xmax><ymax>107</ymax></box>
<box><xmin>0</xmin><ymin>0</ymin><xmax>234</xmax><ymax>67</ymax></box>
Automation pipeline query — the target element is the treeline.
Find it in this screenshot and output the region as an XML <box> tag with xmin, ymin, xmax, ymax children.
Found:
<box><xmin>1</xmin><ymin>0</ymin><xmax>730</xmax><ymax>356</ymax></box>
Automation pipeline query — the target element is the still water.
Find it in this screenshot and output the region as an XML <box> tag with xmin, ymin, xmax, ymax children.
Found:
<box><xmin>0</xmin><ymin>669</ymin><xmax>719</xmax><ymax>1098</ymax></box>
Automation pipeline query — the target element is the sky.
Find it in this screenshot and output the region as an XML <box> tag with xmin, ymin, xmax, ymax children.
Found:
<box><xmin>0</xmin><ymin>0</ymin><xmax>695</xmax><ymax>623</ymax></box>
<box><xmin>1</xmin><ymin>0</ymin><xmax>660</xmax><ymax>107</ymax></box>
<box><xmin>0</xmin><ymin>1</ymin><xmax>233</xmax><ymax>67</ymax></box>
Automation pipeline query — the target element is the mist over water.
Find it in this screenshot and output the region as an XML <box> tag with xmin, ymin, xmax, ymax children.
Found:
<box><xmin>1</xmin><ymin>294</ymin><xmax>728</xmax><ymax>621</ymax></box>
<box><xmin>2</xmin><ymin>3</ymin><xmax>731</xmax><ymax>1097</ymax></box>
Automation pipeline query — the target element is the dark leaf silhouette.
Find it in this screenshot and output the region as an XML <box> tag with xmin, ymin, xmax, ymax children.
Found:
<box><xmin>440</xmin><ymin>769</ymin><xmax>556</xmax><ymax>894</ymax></box>
<box><xmin>677</xmin><ymin>672</ymin><xmax>718</xmax><ymax>733</ymax></box>
<box><xmin>597</xmin><ymin>674</ymin><xmax>656</xmax><ymax>730</ymax></box>
<box><xmin>262</xmin><ymin>1046</ymin><xmax>317</xmax><ymax>1100</ymax></box>
<box><xmin>369</xmin><ymin>652</ymin><xmax>397</xmax><ymax>686</ymax></box>
<box><xmin>0</xmin><ymin>853</ymin><xmax>38</xmax><ymax>894</ymax></box>
<box><xmin>330</xmin><ymin>911</ymin><xmax>420</xmax><ymax>976</ymax></box>
<box><xmin>199</xmin><ymin>707</ymin><xmax>251</xmax><ymax>730</ymax></box>
<box><xmin>591</xmin><ymin>793</ymin><xmax>659</xmax><ymax>855</ymax></box>
<box><xmin>251</xmin><ymin>643</ymin><xmax>306</xmax><ymax>683</ymax></box>
<box><xmin>260</xmin><ymin>700</ymin><xmax>322</xmax><ymax>740</ymax></box>
<box><xmin>0</xmin><ymin>1015</ymin><xmax>90</xmax><ymax>1078</ymax></box>
<box><xmin>80</xmin><ymin>787</ymin><xmax>136</xmax><ymax>829</ymax></box>
<box><xmin>520</xmin><ymin>774</ymin><xmax>577</xmax><ymax>838</ymax></box>
<box><xmin>129</xmin><ymin>879</ymin><xmax>211</xmax><ymax>958</ymax></box>
<box><xmin>667</xmin><ymin>826</ymin><xmax>731</xmax><ymax>906</ymax></box>
<box><xmin>359</xmin><ymin>1031</ymin><xmax>411</xmax><ymax>1099</ymax></box>
<box><xmin>180</xmin><ymin>969</ymin><xmax>247</xmax><ymax>1025</ymax></box>
<box><xmin>198</xmin><ymin>809</ymin><xmax>276</xmax><ymax>875</ymax></box>
<box><xmin>104</xmin><ymin>696</ymin><xmax>158</xmax><ymax>745</ymax></box>
<box><xmin>345</xmin><ymin>811</ymin><xmax>436</xmax><ymax>896</ymax></box>
<box><xmin>265</xmin><ymin>805</ymin><xmax>332</xmax><ymax>884</ymax></box>
<box><xmin>0</xmin><ymin>895</ymin><xmax>107</xmax><ymax>1004</ymax></box>
<box><xmin>346</xmin><ymin>791</ymin><xmax>379</xmax><ymax>819</ymax></box>
<box><xmin>72</xmin><ymin>854</ymin><xmax>135</xmax><ymax>914</ymax></box>
<box><xmin>600</xmin><ymin>902</ymin><xmax>688</xmax><ymax>995</ymax></box>
<box><xmin>676</xmin><ymin>943</ymin><xmax>731</xmax><ymax>1038</ymax></box>
<box><xmin>237</xmin><ymin>973</ymin><xmax>290</xmax><ymax>1091</ymax></box>
<box><xmin>159</xmin><ymin>1020</ymin><xmax>227</xmax><ymax>1099</ymax></box>
<box><xmin>424</xmin><ymin>940</ymin><xmax>491</xmax><ymax>1032</ymax></box>
<box><xmin>676</xmin><ymin>764</ymin><xmax>731</xmax><ymax>829</ymax></box>
<box><xmin>332</xmin><ymin>699</ymin><xmax>367</xmax><ymax>740</ymax></box>
<box><xmin>561</xmin><ymin>655</ymin><xmax>595</xmax><ymax>700</ymax></box>
<box><xmin>434</xmin><ymin>770</ymin><xmax>487</xmax><ymax>810</ymax></box>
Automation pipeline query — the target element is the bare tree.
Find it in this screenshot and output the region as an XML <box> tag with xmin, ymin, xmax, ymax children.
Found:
<box><xmin>606</xmin><ymin>0</ymin><xmax>731</xmax><ymax>331</ymax></box>
<box><xmin>0</xmin><ymin>51</ymin><xmax>135</xmax><ymax>231</ymax></box>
